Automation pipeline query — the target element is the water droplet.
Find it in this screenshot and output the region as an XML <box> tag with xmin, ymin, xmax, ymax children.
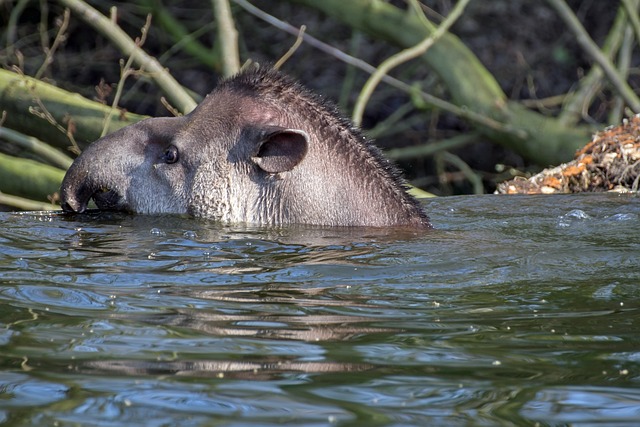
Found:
<box><xmin>558</xmin><ymin>209</ymin><xmax>592</xmax><ymax>227</ymax></box>
<box><xmin>606</xmin><ymin>213</ymin><xmax>638</xmax><ymax>222</ymax></box>
<box><xmin>564</xmin><ymin>209</ymin><xmax>591</xmax><ymax>219</ymax></box>
<box><xmin>183</xmin><ymin>230</ymin><xmax>197</xmax><ymax>239</ymax></box>
<box><xmin>150</xmin><ymin>228</ymin><xmax>165</xmax><ymax>236</ymax></box>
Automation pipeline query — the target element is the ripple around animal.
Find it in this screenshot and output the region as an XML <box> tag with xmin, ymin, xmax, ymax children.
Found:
<box><xmin>0</xmin><ymin>193</ymin><xmax>639</xmax><ymax>426</ymax></box>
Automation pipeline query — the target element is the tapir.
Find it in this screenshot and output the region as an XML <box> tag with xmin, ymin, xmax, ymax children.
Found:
<box><xmin>60</xmin><ymin>67</ymin><xmax>431</xmax><ymax>228</ymax></box>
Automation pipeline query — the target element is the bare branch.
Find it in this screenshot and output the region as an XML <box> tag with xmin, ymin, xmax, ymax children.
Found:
<box><xmin>547</xmin><ymin>0</ymin><xmax>640</xmax><ymax>112</ymax></box>
<box><xmin>101</xmin><ymin>13</ymin><xmax>153</xmax><ymax>137</ymax></box>
<box><xmin>274</xmin><ymin>25</ymin><xmax>306</xmax><ymax>70</ymax></box>
<box><xmin>35</xmin><ymin>8</ymin><xmax>70</xmax><ymax>79</ymax></box>
<box><xmin>212</xmin><ymin>0</ymin><xmax>241</xmax><ymax>77</ymax></box>
<box><xmin>352</xmin><ymin>0</ymin><xmax>471</xmax><ymax>126</ymax></box>
<box><xmin>621</xmin><ymin>0</ymin><xmax>640</xmax><ymax>47</ymax></box>
<box><xmin>59</xmin><ymin>0</ymin><xmax>197</xmax><ymax>114</ymax></box>
<box><xmin>232</xmin><ymin>0</ymin><xmax>524</xmax><ymax>139</ymax></box>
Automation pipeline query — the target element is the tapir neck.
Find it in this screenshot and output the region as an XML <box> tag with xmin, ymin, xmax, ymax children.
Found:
<box><xmin>275</xmin><ymin>147</ymin><xmax>429</xmax><ymax>228</ymax></box>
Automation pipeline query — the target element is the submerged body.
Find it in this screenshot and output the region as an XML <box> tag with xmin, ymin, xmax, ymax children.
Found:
<box><xmin>60</xmin><ymin>68</ymin><xmax>431</xmax><ymax>228</ymax></box>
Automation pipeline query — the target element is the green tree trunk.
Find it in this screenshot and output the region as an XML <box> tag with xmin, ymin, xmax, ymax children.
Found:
<box><xmin>0</xmin><ymin>68</ymin><xmax>146</xmax><ymax>152</ymax></box>
<box><xmin>288</xmin><ymin>0</ymin><xmax>594</xmax><ymax>166</ymax></box>
<box><xmin>0</xmin><ymin>152</ymin><xmax>64</xmax><ymax>202</ymax></box>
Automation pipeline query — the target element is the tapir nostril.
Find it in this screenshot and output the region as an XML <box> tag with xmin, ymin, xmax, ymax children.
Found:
<box><xmin>61</xmin><ymin>199</ymin><xmax>83</xmax><ymax>214</ymax></box>
<box><xmin>61</xmin><ymin>201</ymin><xmax>72</xmax><ymax>213</ymax></box>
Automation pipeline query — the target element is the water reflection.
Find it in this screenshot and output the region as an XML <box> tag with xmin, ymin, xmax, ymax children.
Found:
<box><xmin>83</xmin><ymin>358</ymin><xmax>373</xmax><ymax>380</ymax></box>
<box><xmin>78</xmin><ymin>285</ymin><xmax>398</xmax><ymax>379</ymax></box>
<box><xmin>148</xmin><ymin>303</ymin><xmax>397</xmax><ymax>342</ymax></box>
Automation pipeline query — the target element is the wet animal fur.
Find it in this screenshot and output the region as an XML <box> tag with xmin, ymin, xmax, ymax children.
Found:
<box><xmin>215</xmin><ymin>68</ymin><xmax>430</xmax><ymax>226</ymax></box>
<box><xmin>60</xmin><ymin>67</ymin><xmax>431</xmax><ymax>228</ymax></box>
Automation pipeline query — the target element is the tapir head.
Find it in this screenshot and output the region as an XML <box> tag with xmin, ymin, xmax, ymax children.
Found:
<box><xmin>60</xmin><ymin>115</ymin><xmax>309</xmax><ymax>218</ymax></box>
<box><xmin>61</xmin><ymin>68</ymin><xmax>431</xmax><ymax>228</ymax></box>
<box><xmin>61</xmin><ymin>77</ymin><xmax>310</xmax><ymax>221</ymax></box>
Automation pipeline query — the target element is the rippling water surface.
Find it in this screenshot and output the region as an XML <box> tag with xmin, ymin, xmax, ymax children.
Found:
<box><xmin>0</xmin><ymin>193</ymin><xmax>639</xmax><ymax>426</ymax></box>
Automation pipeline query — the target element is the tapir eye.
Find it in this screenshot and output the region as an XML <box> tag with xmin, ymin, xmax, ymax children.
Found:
<box><xmin>162</xmin><ymin>145</ymin><xmax>179</xmax><ymax>164</ymax></box>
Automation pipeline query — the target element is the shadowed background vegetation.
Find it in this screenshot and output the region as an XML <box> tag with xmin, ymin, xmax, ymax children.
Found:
<box><xmin>0</xmin><ymin>0</ymin><xmax>637</xmax><ymax>210</ymax></box>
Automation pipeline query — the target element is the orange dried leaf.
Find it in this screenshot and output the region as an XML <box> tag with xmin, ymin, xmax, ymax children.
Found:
<box><xmin>562</xmin><ymin>163</ymin><xmax>585</xmax><ymax>177</ymax></box>
<box><xmin>580</xmin><ymin>154</ymin><xmax>593</xmax><ymax>165</ymax></box>
<box><xmin>542</xmin><ymin>176</ymin><xmax>562</xmax><ymax>188</ymax></box>
<box><xmin>576</xmin><ymin>140</ymin><xmax>597</xmax><ymax>157</ymax></box>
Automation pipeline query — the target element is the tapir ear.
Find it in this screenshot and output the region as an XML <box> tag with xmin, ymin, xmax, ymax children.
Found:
<box><xmin>251</xmin><ymin>128</ymin><xmax>309</xmax><ymax>173</ymax></box>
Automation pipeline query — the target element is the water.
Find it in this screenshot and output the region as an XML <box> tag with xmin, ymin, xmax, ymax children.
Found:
<box><xmin>0</xmin><ymin>193</ymin><xmax>638</xmax><ymax>426</ymax></box>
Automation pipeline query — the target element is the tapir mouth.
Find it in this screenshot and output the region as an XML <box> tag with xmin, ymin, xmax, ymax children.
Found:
<box><xmin>61</xmin><ymin>185</ymin><xmax>128</xmax><ymax>214</ymax></box>
<box><xmin>92</xmin><ymin>188</ymin><xmax>128</xmax><ymax>211</ymax></box>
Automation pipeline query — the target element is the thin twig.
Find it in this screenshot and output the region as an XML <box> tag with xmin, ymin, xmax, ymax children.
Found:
<box><xmin>213</xmin><ymin>0</ymin><xmax>241</xmax><ymax>77</ymax></box>
<box><xmin>520</xmin><ymin>94</ymin><xmax>567</xmax><ymax>109</ymax></box>
<box><xmin>338</xmin><ymin>32</ymin><xmax>363</xmax><ymax>110</ymax></box>
<box><xmin>160</xmin><ymin>97</ymin><xmax>182</xmax><ymax>117</ymax></box>
<box><xmin>101</xmin><ymin>13</ymin><xmax>152</xmax><ymax>137</ymax></box>
<box><xmin>12</xmin><ymin>64</ymin><xmax>80</xmax><ymax>151</ymax></box>
<box><xmin>139</xmin><ymin>0</ymin><xmax>219</xmax><ymax>70</ymax></box>
<box><xmin>559</xmin><ymin>3</ymin><xmax>628</xmax><ymax>125</ymax></box>
<box><xmin>386</xmin><ymin>133</ymin><xmax>478</xmax><ymax>161</ymax></box>
<box><xmin>59</xmin><ymin>0</ymin><xmax>197</xmax><ymax>113</ymax></box>
<box><xmin>234</xmin><ymin>0</ymin><xmax>379</xmax><ymax>73</ymax></box>
<box><xmin>442</xmin><ymin>151</ymin><xmax>484</xmax><ymax>194</ymax></box>
<box><xmin>274</xmin><ymin>25</ymin><xmax>306</xmax><ymax>70</ymax></box>
<box><xmin>547</xmin><ymin>0</ymin><xmax>640</xmax><ymax>112</ymax></box>
<box><xmin>232</xmin><ymin>0</ymin><xmax>525</xmax><ymax>139</ymax></box>
<box><xmin>35</xmin><ymin>8</ymin><xmax>70</xmax><ymax>79</ymax></box>
<box><xmin>366</xmin><ymin>102</ymin><xmax>414</xmax><ymax>139</ymax></box>
<box><xmin>609</xmin><ymin>25</ymin><xmax>634</xmax><ymax>124</ymax></box>
<box><xmin>621</xmin><ymin>0</ymin><xmax>640</xmax><ymax>46</ymax></box>
<box><xmin>352</xmin><ymin>0</ymin><xmax>471</xmax><ymax>126</ymax></box>
<box><xmin>6</xmin><ymin>0</ymin><xmax>31</xmax><ymax>59</ymax></box>
<box><xmin>37</xmin><ymin>0</ymin><xmax>50</xmax><ymax>58</ymax></box>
